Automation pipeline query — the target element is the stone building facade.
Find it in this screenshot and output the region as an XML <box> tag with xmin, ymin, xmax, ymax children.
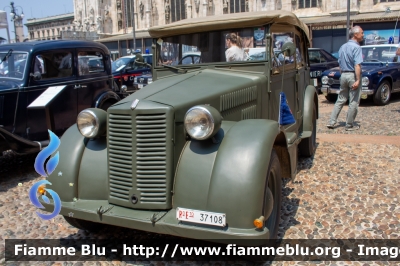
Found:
<box><xmin>25</xmin><ymin>13</ymin><xmax>74</xmax><ymax>41</ymax></box>
<box><xmin>89</xmin><ymin>0</ymin><xmax>400</xmax><ymax>57</ymax></box>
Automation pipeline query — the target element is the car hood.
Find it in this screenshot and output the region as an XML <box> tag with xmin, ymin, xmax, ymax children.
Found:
<box><xmin>0</xmin><ymin>79</ymin><xmax>22</xmax><ymax>92</ymax></box>
<box><xmin>322</xmin><ymin>64</ymin><xmax>384</xmax><ymax>78</ymax></box>
<box><xmin>112</xmin><ymin>68</ymin><xmax>265</xmax><ymax>122</ymax></box>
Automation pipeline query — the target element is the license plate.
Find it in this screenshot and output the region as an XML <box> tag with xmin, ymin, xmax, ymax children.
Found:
<box><xmin>138</xmin><ymin>84</ymin><xmax>143</xmax><ymax>89</ymax></box>
<box><xmin>176</xmin><ymin>207</ymin><xmax>226</xmax><ymax>227</ymax></box>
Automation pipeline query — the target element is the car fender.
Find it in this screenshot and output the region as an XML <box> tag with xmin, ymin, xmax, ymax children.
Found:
<box><xmin>47</xmin><ymin>125</ymin><xmax>87</xmax><ymax>201</ymax></box>
<box><xmin>302</xmin><ymin>85</ymin><xmax>318</xmax><ymax>136</ymax></box>
<box><xmin>93</xmin><ymin>91</ymin><xmax>121</xmax><ymax>109</ymax></box>
<box><xmin>47</xmin><ymin>125</ymin><xmax>109</xmax><ymax>202</ymax></box>
<box><xmin>376</xmin><ymin>74</ymin><xmax>393</xmax><ymax>90</ymax></box>
<box><xmin>173</xmin><ymin>119</ymin><xmax>279</xmax><ymax>229</ymax></box>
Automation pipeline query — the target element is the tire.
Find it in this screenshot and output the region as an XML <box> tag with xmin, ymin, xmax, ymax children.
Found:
<box><xmin>264</xmin><ymin>149</ymin><xmax>282</xmax><ymax>239</ymax></box>
<box><xmin>299</xmin><ymin>104</ymin><xmax>317</xmax><ymax>157</ymax></box>
<box><xmin>100</xmin><ymin>101</ymin><xmax>115</xmax><ymax>111</ymax></box>
<box><xmin>250</xmin><ymin>150</ymin><xmax>282</xmax><ymax>263</ymax></box>
<box><xmin>325</xmin><ymin>94</ymin><xmax>337</xmax><ymax>102</ymax></box>
<box><xmin>113</xmin><ymin>80</ymin><xmax>120</xmax><ymax>91</ymax></box>
<box><xmin>63</xmin><ymin>216</ymin><xmax>103</xmax><ymax>232</ymax></box>
<box><xmin>373</xmin><ymin>81</ymin><xmax>391</xmax><ymax>106</ymax></box>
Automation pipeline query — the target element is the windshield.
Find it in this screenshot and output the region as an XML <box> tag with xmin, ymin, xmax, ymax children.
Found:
<box><xmin>0</xmin><ymin>51</ymin><xmax>28</xmax><ymax>80</ymax></box>
<box><xmin>112</xmin><ymin>56</ymin><xmax>134</xmax><ymax>71</ymax></box>
<box><xmin>362</xmin><ymin>46</ymin><xmax>398</xmax><ymax>63</ymax></box>
<box><xmin>155</xmin><ymin>27</ymin><xmax>268</xmax><ymax>66</ymax></box>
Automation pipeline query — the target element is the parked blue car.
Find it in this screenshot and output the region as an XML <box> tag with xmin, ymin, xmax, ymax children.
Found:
<box><xmin>321</xmin><ymin>44</ymin><xmax>400</xmax><ymax>105</ymax></box>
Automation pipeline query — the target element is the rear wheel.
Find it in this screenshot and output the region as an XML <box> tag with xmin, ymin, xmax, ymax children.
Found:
<box><xmin>63</xmin><ymin>216</ymin><xmax>103</xmax><ymax>232</ymax></box>
<box><xmin>299</xmin><ymin>104</ymin><xmax>317</xmax><ymax>157</ymax></box>
<box><xmin>373</xmin><ymin>81</ymin><xmax>391</xmax><ymax>106</ymax></box>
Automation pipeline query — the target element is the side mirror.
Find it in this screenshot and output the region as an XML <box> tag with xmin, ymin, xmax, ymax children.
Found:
<box><xmin>30</xmin><ymin>71</ymin><xmax>42</xmax><ymax>81</ymax></box>
<box><xmin>281</xmin><ymin>42</ymin><xmax>296</xmax><ymax>57</ymax></box>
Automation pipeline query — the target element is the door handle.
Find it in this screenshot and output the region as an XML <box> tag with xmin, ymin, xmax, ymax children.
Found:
<box><xmin>74</xmin><ymin>84</ymin><xmax>81</xmax><ymax>89</ymax></box>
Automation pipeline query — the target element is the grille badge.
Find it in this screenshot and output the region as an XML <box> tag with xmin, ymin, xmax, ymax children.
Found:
<box><xmin>131</xmin><ymin>99</ymin><xmax>140</xmax><ymax>110</ymax></box>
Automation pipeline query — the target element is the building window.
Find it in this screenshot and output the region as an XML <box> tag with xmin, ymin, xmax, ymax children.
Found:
<box><xmin>298</xmin><ymin>0</ymin><xmax>317</xmax><ymax>8</ymax></box>
<box><xmin>229</xmin><ymin>0</ymin><xmax>245</xmax><ymax>13</ymax></box>
<box><xmin>125</xmin><ymin>0</ymin><xmax>134</xmax><ymax>28</ymax></box>
<box><xmin>171</xmin><ymin>0</ymin><xmax>186</xmax><ymax>22</ymax></box>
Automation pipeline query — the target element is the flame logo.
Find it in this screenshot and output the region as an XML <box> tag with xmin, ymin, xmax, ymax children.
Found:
<box><xmin>29</xmin><ymin>130</ymin><xmax>62</xmax><ymax>220</ymax></box>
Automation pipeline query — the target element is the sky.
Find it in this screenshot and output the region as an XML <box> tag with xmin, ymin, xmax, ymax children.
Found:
<box><xmin>0</xmin><ymin>0</ymin><xmax>74</xmax><ymax>41</ymax></box>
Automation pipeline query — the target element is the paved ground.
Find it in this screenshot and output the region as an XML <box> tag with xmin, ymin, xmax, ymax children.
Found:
<box><xmin>1</xmin><ymin>94</ymin><xmax>400</xmax><ymax>265</ymax></box>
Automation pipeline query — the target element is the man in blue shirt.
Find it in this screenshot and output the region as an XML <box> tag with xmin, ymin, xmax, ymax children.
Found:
<box><xmin>327</xmin><ymin>26</ymin><xmax>364</xmax><ymax>131</ymax></box>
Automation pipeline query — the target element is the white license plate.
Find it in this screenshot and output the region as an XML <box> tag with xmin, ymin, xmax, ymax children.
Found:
<box><xmin>312</xmin><ymin>78</ymin><xmax>318</xmax><ymax>86</ymax></box>
<box><xmin>176</xmin><ymin>207</ymin><xmax>226</xmax><ymax>227</ymax></box>
<box><xmin>138</xmin><ymin>84</ymin><xmax>143</xmax><ymax>89</ymax></box>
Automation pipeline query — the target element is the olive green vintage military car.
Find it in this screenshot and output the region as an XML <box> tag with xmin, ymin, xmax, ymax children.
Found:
<box><xmin>44</xmin><ymin>10</ymin><xmax>318</xmax><ymax>243</ymax></box>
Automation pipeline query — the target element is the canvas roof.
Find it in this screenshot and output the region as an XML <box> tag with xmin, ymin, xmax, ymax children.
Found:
<box><xmin>149</xmin><ymin>10</ymin><xmax>310</xmax><ymax>42</ymax></box>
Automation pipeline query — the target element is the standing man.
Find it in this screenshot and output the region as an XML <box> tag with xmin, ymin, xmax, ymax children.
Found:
<box><xmin>327</xmin><ymin>26</ymin><xmax>364</xmax><ymax>131</ymax></box>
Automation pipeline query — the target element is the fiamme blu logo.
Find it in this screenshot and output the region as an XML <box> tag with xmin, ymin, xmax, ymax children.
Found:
<box><xmin>29</xmin><ymin>130</ymin><xmax>62</xmax><ymax>220</ymax></box>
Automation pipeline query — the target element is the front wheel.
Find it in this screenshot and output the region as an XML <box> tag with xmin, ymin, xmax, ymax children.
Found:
<box><xmin>63</xmin><ymin>216</ymin><xmax>103</xmax><ymax>232</ymax></box>
<box><xmin>264</xmin><ymin>149</ymin><xmax>282</xmax><ymax>239</ymax></box>
<box><xmin>373</xmin><ymin>81</ymin><xmax>391</xmax><ymax>106</ymax></box>
<box><xmin>299</xmin><ymin>104</ymin><xmax>317</xmax><ymax>157</ymax></box>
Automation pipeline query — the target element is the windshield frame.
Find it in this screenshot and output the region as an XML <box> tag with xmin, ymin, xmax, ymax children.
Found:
<box><xmin>0</xmin><ymin>51</ymin><xmax>29</xmax><ymax>81</ymax></box>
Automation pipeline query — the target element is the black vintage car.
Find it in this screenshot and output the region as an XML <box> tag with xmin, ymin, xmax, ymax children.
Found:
<box><xmin>0</xmin><ymin>40</ymin><xmax>121</xmax><ymax>154</ymax></box>
<box><xmin>308</xmin><ymin>48</ymin><xmax>339</xmax><ymax>91</ymax></box>
<box><xmin>321</xmin><ymin>44</ymin><xmax>400</xmax><ymax>105</ymax></box>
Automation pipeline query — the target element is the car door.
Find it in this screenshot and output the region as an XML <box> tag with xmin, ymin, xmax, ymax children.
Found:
<box><xmin>76</xmin><ymin>49</ymin><xmax>111</xmax><ymax>111</ymax></box>
<box><xmin>26</xmin><ymin>49</ymin><xmax>77</xmax><ymax>141</ymax></box>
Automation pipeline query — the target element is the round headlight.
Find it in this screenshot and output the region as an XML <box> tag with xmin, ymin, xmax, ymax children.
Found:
<box><xmin>184</xmin><ymin>105</ymin><xmax>222</xmax><ymax>140</ymax></box>
<box><xmin>321</xmin><ymin>76</ymin><xmax>328</xmax><ymax>84</ymax></box>
<box><xmin>362</xmin><ymin>76</ymin><xmax>369</xmax><ymax>86</ymax></box>
<box><xmin>77</xmin><ymin>108</ymin><xmax>107</xmax><ymax>138</ymax></box>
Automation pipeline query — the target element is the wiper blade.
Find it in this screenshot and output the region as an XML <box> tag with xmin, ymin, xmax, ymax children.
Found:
<box><xmin>161</xmin><ymin>64</ymin><xmax>187</xmax><ymax>74</ymax></box>
<box><xmin>0</xmin><ymin>49</ymin><xmax>13</xmax><ymax>64</ymax></box>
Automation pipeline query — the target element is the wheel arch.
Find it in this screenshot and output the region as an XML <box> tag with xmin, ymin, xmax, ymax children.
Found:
<box><xmin>302</xmin><ymin>85</ymin><xmax>319</xmax><ymax>133</ymax></box>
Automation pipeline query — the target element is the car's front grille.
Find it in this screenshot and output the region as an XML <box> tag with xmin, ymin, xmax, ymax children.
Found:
<box><xmin>328</xmin><ymin>78</ymin><xmax>340</xmax><ymax>85</ymax></box>
<box><xmin>136</xmin><ymin>113</ymin><xmax>167</xmax><ymax>204</ymax></box>
<box><xmin>107</xmin><ymin>103</ymin><xmax>173</xmax><ymax>209</ymax></box>
<box><xmin>108</xmin><ymin>113</ymin><xmax>133</xmax><ymax>201</ymax></box>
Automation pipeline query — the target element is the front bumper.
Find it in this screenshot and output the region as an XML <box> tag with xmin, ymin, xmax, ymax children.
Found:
<box><xmin>321</xmin><ymin>85</ymin><xmax>374</xmax><ymax>98</ymax></box>
<box><xmin>42</xmin><ymin>199</ymin><xmax>270</xmax><ymax>243</ymax></box>
<box><xmin>0</xmin><ymin>127</ymin><xmax>48</xmax><ymax>154</ymax></box>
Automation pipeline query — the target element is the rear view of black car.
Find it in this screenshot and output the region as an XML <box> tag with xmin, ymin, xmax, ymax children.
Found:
<box><xmin>308</xmin><ymin>48</ymin><xmax>339</xmax><ymax>92</ymax></box>
<box><xmin>0</xmin><ymin>40</ymin><xmax>121</xmax><ymax>154</ymax></box>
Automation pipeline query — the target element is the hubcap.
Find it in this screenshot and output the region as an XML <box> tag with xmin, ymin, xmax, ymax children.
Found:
<box><xmin>381</xmin><ymin>84</ymin><xmax>390</xmax><ymax>102</ymax></box>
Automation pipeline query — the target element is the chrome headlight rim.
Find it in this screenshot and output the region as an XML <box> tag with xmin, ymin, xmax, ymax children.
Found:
<box><xmin>362</xmin><ymin>76</ymin><xmax>369</xmax><ymax>87</ymax></box>
<box><xmin>184</xmin><ymin>105</ymin><xmax>222</xmax><ymax>141</ymax></box>
<box><xmin>321</xmin><ymin>75</ymin><xmax>329</xmax><ymax>85</ymax></box>
<box><xmin>77</xmin><ymin>109</ymin><xmax>100</xmax><ymax>138</ymax></box>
